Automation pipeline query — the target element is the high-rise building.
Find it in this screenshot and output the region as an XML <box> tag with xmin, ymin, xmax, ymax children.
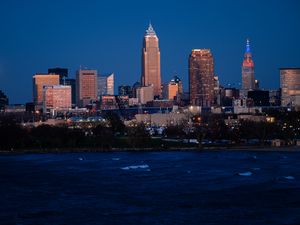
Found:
<box><xmin>141</xmin><ymin>23</ymin><xmax>161</xmax><ymax>97</ymax></box>
<box><xmin>280</xmin><ymin>68</ymin><xmax>300</xmax><ymax>106</ymax></box>
<box><xmin>76</xmin><ymin>69</ymin><xmax>98</xmax><ymax>107</ymax></box>
<box><xmin>0</xmin><ymin>90</ymin><xmax>9</xmax><ymax>111</ymax></box>
<box><xmin>65</xmin><ymin>78</ymin><xmax>76</xmax><ymax>105</ymax></box>
<box><xmin>97</xmin><ymin>73</ymin><xmax>114</xmax><ymax>97</ymax></box>
<box><xmin>242</xmin><ymin>39</ymin><xmax>255</xmax><ymax>91</ymax></box>
<box><xmin>33</xmin><ymin>74</ymin><xmax>60</xmax><ymax>105</ymax></box>
<box><xmin>189</xmin><ymin>49</ymin><xmax>215</xmax><ymax>107</ymax></box>
<box><xmin>48</xmin><ymin>67</ymin><xmax>68</xmax><ymax>84</ymax></box>
<box><xmin>43</xmin><ymin>85</ymin><xmax>72</xmax><ymax>111</ymax></box>
<box><xmin>118</xmin><ymin>85</ymin><xmax>132</xmax><ymax>97</ymax></box>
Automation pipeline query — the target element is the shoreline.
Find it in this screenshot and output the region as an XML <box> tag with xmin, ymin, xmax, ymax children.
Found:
<box><xmin>0</xmin><ymin>145</ymin><xmax>299</xmax><ymax>154</ymax></box>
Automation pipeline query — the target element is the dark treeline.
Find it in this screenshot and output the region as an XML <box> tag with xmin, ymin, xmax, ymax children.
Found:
<box><xmin>0</xmin><ymin>111</ymin><xmax>300</xmax><ymax>151</ymax></box>
<box><xmin>0</xmin><ymin>113</ymin><xmax>155</xmax><ymax>151</ymax></box>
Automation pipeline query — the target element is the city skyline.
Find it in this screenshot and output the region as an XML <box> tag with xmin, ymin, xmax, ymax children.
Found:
<box><xmin>1</xmin><ymin>0</ymin><xmax>300</xmax><ymax>103</ymax></box>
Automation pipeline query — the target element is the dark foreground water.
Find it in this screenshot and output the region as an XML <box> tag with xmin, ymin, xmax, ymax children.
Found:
<box><xmin>1</xmin><ymin>150</ymin><xmax>300</xmax><ymax>225</ymax></box>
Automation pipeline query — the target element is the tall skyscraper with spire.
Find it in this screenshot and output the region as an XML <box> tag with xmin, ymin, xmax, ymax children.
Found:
<box><xmin>242</xmin><ymin>39</ymin><xmax>255</xmax><ymax>91</ymax></box>
<box><xmin>141</xmin><ymin>23</ymin><xmax>161</xmax><ymax>97</ymax></box>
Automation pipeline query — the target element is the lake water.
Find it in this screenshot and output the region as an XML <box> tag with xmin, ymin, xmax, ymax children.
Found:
<box><xmin>1</xmin><ymin>150</ymin><xmax>300</xmax><ymax>224</ymax></box>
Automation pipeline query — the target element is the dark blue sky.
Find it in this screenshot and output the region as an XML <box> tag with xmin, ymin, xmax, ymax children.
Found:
<box><xmin>1</xmin><ymin>0</ymin><xmax>300</xmax><ymax>103</ymax></box>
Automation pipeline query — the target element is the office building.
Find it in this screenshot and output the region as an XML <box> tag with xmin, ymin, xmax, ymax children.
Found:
<box><xmin>280</xmin><ymin>68</ymin><xmax>300</xmax><ymax>106</ymax></box>
<box><xmin>65</xmin><ymin>78</ymin><xmax>76</xmax><ymax>105</ymax></box>
<box><xmin>137</xmin><ymin>85</ymin><xmax>154</xmax><ymax>104</ymax></box>
<box><xmin>98</xmin><ymin>73</ymin><xmax>114</xmax><ymax>97</ymax></box>
<box><xmin>48</xmin><ymin>67</ymin><xmax>68</xmax><ymax>84</ymax></box>
<box><xmin>189</xmin><ymin>49</ymin><xmax>215</xmax><ymax>107</ymax></box>
<box><xmin>33</xmin><ymin>74</ymin><xmax>60</xmax><ymax>105</ymax></box>
<box><xmin>242</xmin><ymin>39</ymin><xmax>255</xmax><ymax>91</ymax></box>
<box><xmin>118</xmin><ymin>85</ymin><xmax>132</xmax><ymax>97</ymax></box>
<box><xmin>76</xmin><ymin>69</ymin><xmax>98</xmax><ymax>107</ymax></box>
<box><xmin>43</xmin><ymin>85</ymin><xmax>72</xmax><ymax>111</ymax></box>
<box><xmin>141</xmin><ymin>23</ymin><xmax>161</xmax><ymax>97</ymax></box>
<box><xmin>163</xmin><ymin>76</ymin><xmax>183</xmax><ymax>101</ymax></box>
<box><xmin>248</xmin><ymin>90</ymin><xmax>270</xmax><ymax>106</ymax></box>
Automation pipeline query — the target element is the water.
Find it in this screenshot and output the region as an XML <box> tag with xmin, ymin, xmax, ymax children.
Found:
<box><xmin>1</xmin><ymin>150</ymin><xmax>300</xmax><ymax>224</ymax></box>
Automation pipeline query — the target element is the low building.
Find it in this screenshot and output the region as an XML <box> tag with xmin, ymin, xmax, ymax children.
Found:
<box><xmin>135</xmin><ymin>112</ymin><xmax>188</xmax><ymax>126</ymax></box>
<box><xmin>43</xmin><ymin>85</ymin><xmax>72</xmax><ymax>112</ymax></box>
<box><xmin>100</xmin><ymin>95</ymin><xmax>117</xmax><ymax>110</ymax></box>
<box><xmin>137</xmin><ymin>85</ymin><xmax>154</xmax><ymax>104</ymax></box>
<box><xmin>0</xmin><ymin>90</ymin><xmax>9</xmax><ymax>111</ymax></box>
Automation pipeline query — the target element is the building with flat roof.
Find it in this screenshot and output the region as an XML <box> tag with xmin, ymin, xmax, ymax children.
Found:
<box><xmin>76</xmin><ymin>69</ymin><xmax>98</xmax><ymax>107</ymax></box>
<box><xmin>189</xmin><ymin>49</ymin><xmax>215</xmax><ymax>107</ymax></box>
<box><xmin>137</xmin><ymin>85</ymin><xmax>154</xmax><ymax>104</ymax></box>
<box><xmin>43</xmin><ymin>85</ymin><xmax>72</xmax><ymax>112</ymax></box>
<box><xmin>0</xmin><ymin>90</ymin><xmax>9</xmax><ymax>111</ymax></box>
<box><xmin>33</xmin><ymin>74</ymin><xmax>60</xmax><ymax>105</ymax></box>
<box><xmin>280</xmin><ymin>68</ymin><xmax>300</xmax><ymax>107</ymax></box>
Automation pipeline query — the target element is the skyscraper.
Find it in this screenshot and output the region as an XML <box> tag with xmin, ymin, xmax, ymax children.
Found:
<box><xmin>76</xmin><ymin>69</ymin><xmax>98</xmax><ymax>107</ymax></box>
<box><xmin>141</xmin><ymin>23</ymin><xmax>161</xmax><ymax>97</ymax></box>
<box><xmin>97</xmin><ymin>73</ymin><xmax>114</xmax><ymax>97</ymax></box>
<box><xmin>189</xmin><ymin>49</ymin><xmax>215</xmax><ymax>107</ymax></box>
<box><xmin>242</xmin><ymin>39</ymin><xmax>255</xmax><ymax>91</ymax></box>
<box><xmin>33</xmin><ymin>74</ymin><xmax>60</xmax><ymax>105</ymax></box>
<box><xmin>280</xmin><ymin>68</ymin><xmax>300</xmax><ymax>106</ymax></box>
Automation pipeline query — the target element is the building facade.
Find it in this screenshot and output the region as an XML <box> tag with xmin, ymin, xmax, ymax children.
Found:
<box><xmin>65</xmin><ymin>78</ymin><xmax>76</xmax><ymax>105</ymax></box>
<box><xmin>98</xmin><ymin>73</ymin><xmax>114</xmax><ymax>97</ymax></box>
<box><xmin>33</xmin><ymin>74</ymin><xmax>60</xmax><ymax>105</ymax></box>
<box><xmin>162</xmin><ymin>76</ymin><xmax>183</xmax><ymax>101</ymax></box>
<box><xmin>242</xmin><ymin>39</ymin><xmax>255</xmax><ymax>91</ymax></box>
<box><xmin>137</xmin><ymin>85</ymin><xmax>154</xmax><ymax>104</ymax></box>
<box><xmin>48</xmin><ymin>67</ymin><xmax>68</xmax><ymax>84</ymax></box>
<box><xmin>76</xmin><ymin>69</ymin><xmax>98</xmax><ymax>107</ymax></box>
<box><xmin>118</xmin><ymin>85</ymin><xmax>132</xmax><ymax>97</ymax></box>
<box><xmin>189</xmin><ymin>49</ymin><xmax>215</xmax><ymax>107</ymax></box>
<box><xmin>141</xmin><ymin>23</ymin><xmax>161</xmax><ymax>97</ymax></box>
<box><xmin>0</xmin><ymin>90</ymin><xmax>9</xmax><ymax>111</ymax></box>
<box><xmin>43</xmin><ymin>85</ymin><xmax>72</xmax><ymax>111</ymax></box>
<box><xmin>280</xmin><ymin>68</ymin><xmax>300</xmax><ymax>106</ymax></box>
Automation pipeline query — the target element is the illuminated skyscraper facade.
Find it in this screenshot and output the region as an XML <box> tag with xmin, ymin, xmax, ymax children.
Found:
<box><xmin>189</xmin><ymin>49</ymin><xmax>215</xmax><ymax>107</ymax></box>
<box><xmin>33</xmin><ymin>74</ymin><xmax>60</xmax><ymax>105</ymax></box>
<box><xmin>76</xmin><ymin>69</ymin><xmax>98</xmax><ymax>107</ymax></box>
<box><xmin>141</xmin><ymin>23</ymin><xmax>161</xmax><ymax>97</ymax></box>
<box><xmin>242</xmin><ymin>39</ymin><xmax>255</xmax><ymax>91</ymax></box>
<box><xmin>280</xmin><ymin>68</ymin><xmax>300</xmax><ymax>106</ymax></box>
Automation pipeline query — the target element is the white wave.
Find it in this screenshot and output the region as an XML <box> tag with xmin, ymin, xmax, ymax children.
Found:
<box><xmin>284</xmin><ymin>176</ymin><xmax>295</xmax><ymax>180</ymax></box>
<box><xmin>238</xmin><ymin>171</ymin><xmax>252</xmax><ymax>176</ymax></box>
<box><xmin>121</xmin><ymin>164</ymin><xmax>150</xmax><ymax>170</ymax></box>
<box><xmin>112</xmin><ymin>158</ymin><xmax>120</xmax><ymax>161</ymax></box>
<box><xmin>252</xmin><ymin>168</ymin><xmax>261</xmax><ymax>171</ymax></box>
<box><xmin>78</xmin><ymin>157</ymin><xmax>84</xmax><ymax>161</ymax></box>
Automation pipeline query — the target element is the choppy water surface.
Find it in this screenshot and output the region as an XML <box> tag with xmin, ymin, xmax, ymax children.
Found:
<box><xmin>1</xmin><ymin>150</ymin><xmax>300</xmax><ymax>224</ymax></box>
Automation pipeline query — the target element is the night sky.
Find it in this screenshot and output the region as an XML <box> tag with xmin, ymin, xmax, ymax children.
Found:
<box><xmin>1</xmin><ymin>0</ymin><xmax>300</xmax><ymax>104</ymax></box>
